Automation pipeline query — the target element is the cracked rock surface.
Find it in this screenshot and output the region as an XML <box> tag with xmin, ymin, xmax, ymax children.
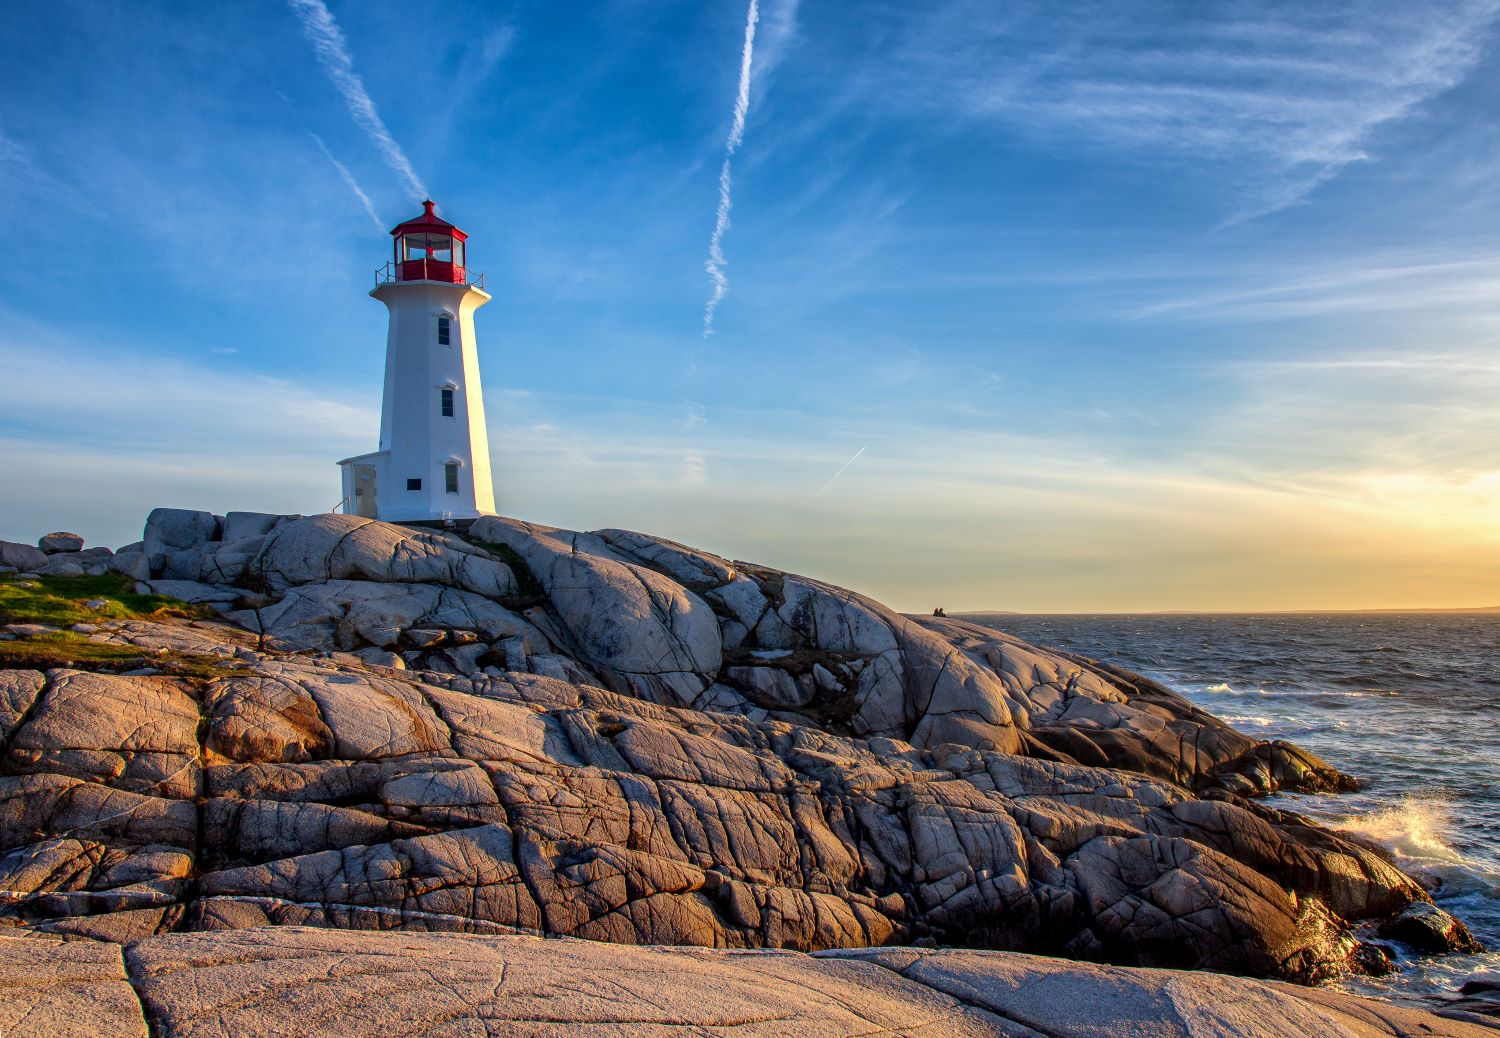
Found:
<box><xmin>0</xmin><ymin>511</ymin><xmax>1484</xmax><ymax>1017</ymax></box>
<box><xmin>2</xmin><ymin>926</ymin><xmax>1493</xmax><ymax>1038</ymax></box>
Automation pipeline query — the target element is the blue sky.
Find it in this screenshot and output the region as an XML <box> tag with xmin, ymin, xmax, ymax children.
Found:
<box><xmin>3</xmin><ymin>0</ymin><xmax>1500</xmax><ymax>610</ymax></box>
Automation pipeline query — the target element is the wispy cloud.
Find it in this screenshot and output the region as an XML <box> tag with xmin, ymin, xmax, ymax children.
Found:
<box><xmin>1135</xmin><ymin>249</ymin><xmax>1500</xmax><ymax>320</ymax></box>
<box><xmin>0</xmin><ymin>129</ymin><xmax>37</xmax><ymax>183</ymax></box>
<box><xmin>703</xmin><ymin>0</ymin><xmax>761</xmax><ymax>336</ymax></box>
<box><xmin>287</xmin><ymin>0</ymin><xmax>428</xmax><ymax>202</ymax></box>
<box><xmin>308</xmin><ymin>133</ymin><xmax>383</xmax><ymax>230</ymax></box>
<box><xmin>0</xmin><ymin>335</ymin><xmax>377</xmax><ymax>547</ymax></box>
<box><xmin>748</xmin><ymin>0</ymin><xmax>800</xmax><ymax>88</ymax></box>
<box><xmin>487</xmin><ymin>383</ymin><xmax>1500</xmax><ymax>610</ymax></box>
<box><xmin>0</xmin><ymin>126</ymin><xmax>66</xmax><ymax>199</ymax></box>
<box><xmin>456</xmin><ymin>22</ymin><xmax>517</xmax><ymax>94</ymax></box>
<box><xmin>886</xmin><ymin>0</ymin><xmax>1500</xmax><ymax>218</ymax></box>
<box><xmin>679</xmin><ymin>448</ymin><xmax>708</xmax><ymax>485</ymax></box>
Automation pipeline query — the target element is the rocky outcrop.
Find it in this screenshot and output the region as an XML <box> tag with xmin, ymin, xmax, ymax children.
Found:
<box><xmin>255</xmin><ymin>513</ymin><xmax>518</xmax><ymax>599</ymax></box>
<box><xmin>1449</xmin><ymin>974</ymin><xmax>1500</xmax><ymax>1020</ymax></box>
<box><xmin>0</xmin><ymin>535</ymin><xmax>111</xmax><ymax>578</ymax></box>
<box><xmin>38</xmin><ymin>532</ymin><xmax>84</xmax><ymax>554</ymax></box>
<box><xmin>469</xmin><ymin>517</ymin><xmax>721</xmax><ymax>702</ymax></box>
<box><xmin>0</xmin><ymin>631</ymin><xmax>1446</xmax><ymax>980</ymax></box>
<box><xmin>141</xmin><ymin>508</ymin><xmax>280</xmax><ymax>586</ymax></box>
<box><xmin>0</xmin><ymin>541</ymin><xmax>47</xmax><ymax>573</ymax></box>
<box><xmin>0</xmin><ymin>511</ymin><xmax>1481</xmax><ymax>991</ymax></box>
<box><xmin>1380</xmin><ymin>902</ymin><xmax>1486</xmax><ymax>955</ymax></box>
<box><xmin>3</xmin><ymin>926</ymin><xmax>1493</xmax><ymax>1038</ymax></box>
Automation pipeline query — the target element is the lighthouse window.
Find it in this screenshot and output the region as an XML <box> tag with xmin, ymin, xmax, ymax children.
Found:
<box><xmin>440</xmin><ymin>388</ymin><xmax>455</xmax><ymax>417</ymax></box>
<box><xmin>445</xmin><ymin>463</ymin><xmax>460</xmax><ymax>494</ymax></box>
<box><xmin>437</xmin><ymin>316</ymin><xmax>451</xmax><ymax>346</ymax></box>
<box><xmin>407</xmin><ymin>478</ymin><xmax>422</xmax><ymax>491</ymax></box>
<box><xmin>428</xmin><ymin>235</ymin><xmax>453</xmax><ymax>263</ymax></box>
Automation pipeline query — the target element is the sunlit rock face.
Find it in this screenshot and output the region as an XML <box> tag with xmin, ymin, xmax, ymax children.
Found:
<box><xmin>8</xmin><ymin>927</ymin><xmax>1497</xmax><ymax>1038</ymax></box>
<box><xmin>0</xmin><ymin>511</ymin><xmax>1480</xmax><ymax>988</ymax></box>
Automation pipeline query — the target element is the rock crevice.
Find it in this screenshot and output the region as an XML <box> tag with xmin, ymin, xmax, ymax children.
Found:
<box><xmin>0</xmin><ymin>511</ymin><xmax>1481</xmax><ymax>992</ymax></box>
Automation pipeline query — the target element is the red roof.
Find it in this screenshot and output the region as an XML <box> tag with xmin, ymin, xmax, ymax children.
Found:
<box><xmin>390</xmin><ymin>200</ymin><xmax>468</xmax><ymax>242</ymax></box>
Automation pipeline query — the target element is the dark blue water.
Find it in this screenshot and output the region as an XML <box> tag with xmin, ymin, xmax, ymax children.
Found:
<box><xmin>962</xmin><ymin>612</ymin><xmax>1500</xmax><ymax>1006</ymax></box>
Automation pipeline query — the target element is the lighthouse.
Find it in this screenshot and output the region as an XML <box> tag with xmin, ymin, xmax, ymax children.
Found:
<box><xmin>338</xmin><ymin>201</ymin><xmax>497</xmax><ymax>523</ymax></box>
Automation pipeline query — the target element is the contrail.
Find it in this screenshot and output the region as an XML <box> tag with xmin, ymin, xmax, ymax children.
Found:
<box><xmin>816</xmin><ymin>446</ymin><xmax>867</xmax><ymax>496</ymax></box>
<box><xmin>287</xmin><ymin>0</ymin><xmax>428</xmax><ymax>202</ymax></box>
<box><xmin>702</xmin><ymin>0</ymin><xmax>760</xmax><ymax>337</ymax></box>
<box><xmin>308</xmin><ymin>133</ymin><xmax>383</xmax><ymax>231</ymax></box>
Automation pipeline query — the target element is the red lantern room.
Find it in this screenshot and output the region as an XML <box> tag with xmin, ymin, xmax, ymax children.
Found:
<box><xmin>389</xmin><ymin>200</ymin><xmax>469</xmax><ymax>284</ymax></box>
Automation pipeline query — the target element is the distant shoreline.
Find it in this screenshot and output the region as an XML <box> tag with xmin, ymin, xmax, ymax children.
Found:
<box><xmin>953</xmin><ymin>606</ymin><xmax>1500</xmax><ymax>617</ymax></box>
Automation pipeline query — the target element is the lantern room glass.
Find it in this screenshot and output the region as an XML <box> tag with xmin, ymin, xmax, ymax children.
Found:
<box><xmin>392</xmin><ymin>219</ymin><xmax>467</xmax><ymax>284</ymax></box>
<box><xmin>402</xmin><ymin>233</ymin><xmax>453</xmax><ymax>262</ymax></box>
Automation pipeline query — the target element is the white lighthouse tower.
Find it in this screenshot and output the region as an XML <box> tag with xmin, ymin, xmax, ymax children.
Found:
<box><xmin>338</xmin><ymin>201</ymin><xmax>496</xmax><ymax>522</ymax></box>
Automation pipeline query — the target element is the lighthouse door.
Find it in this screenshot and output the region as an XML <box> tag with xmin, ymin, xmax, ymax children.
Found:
<box><xmin>352</xmin><ymin>465</ymin><xmax>379</xmax><ymax>518</ymax></box>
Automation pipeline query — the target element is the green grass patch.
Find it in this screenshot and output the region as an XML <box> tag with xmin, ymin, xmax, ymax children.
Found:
<box><xmin>0</xmin><ymin>572</ymin><xmax>206</xmax><ymax>627</ymax></box>
<box><xmin>0</xmin><ymin>631</ymin><xmax>225</xmax><ymax>679</ymax></box>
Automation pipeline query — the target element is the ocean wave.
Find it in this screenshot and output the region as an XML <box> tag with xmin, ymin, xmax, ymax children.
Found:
<box><xmin>988</xmin><ymin>612</ymin><xmax>1500</xmax><ymax>1007</ymax></box>
<box><xmin>1222</xmin><ymin>714</ymin><xmax>1278</xmax><ymax>728</ymax></box>
<box><xmin>1328</xmin><ymin>794</ymin><xmax>1465</xmax><ymax>867</ymax></box>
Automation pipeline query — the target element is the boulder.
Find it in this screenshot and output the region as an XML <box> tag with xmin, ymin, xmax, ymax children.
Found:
<box><xmin>4</xmin><ymin>669</ymin><xmax>202</xmax><ymax>799</ymax></box>
<box><xmin>1460</xmin><ymin>973</ymin><xmax>1500</xmax><ymax>995</ymax></box>
<box><xmin>1378</xmin><ymin>901</ymin><xmax>1484</xmax><ymax>955</ymax></box>
<box><xmin>255</xmin><ymin>514</ymin><xmax>517</xmax><ymax>599</ymax></box>
<box><xmin>353</xmin><ymin>647</ymin><xmax>404</xmax><ymax>670</ymax></box>
<box><xmin>221</xmin><ymin>512</ymin><xmax>283</xmax><ymax>543</ymax></box>
<box><xmin>38</xmin><ymin>532</ymin><xmax>84</xmax><ymax>554</ymax></box>
<box><xmin>107</xmin><ymin>551</ymin><xmax>151</xmax><ymax>582</ymax></box>
<box><xmin>145</xmin><ymin>580</ymin><xmax>242</xmax><ymax>606</ymax></box>
<box><xmin>470</xmin><ymin>516</ymin><xmax>722</xmax><ymax>704</ymax></box>
<box><xmin>251</xmin><ymin>579</ymin><xmax>548</xmax><ymax>658</ymax></box>
<box><xmin>143</xmin><ymin>509</ymin><xmax>220</xmax><ymax>566</ymax></box>
<box><xmin>0</xmin><ymin>540</ymin><xmax>48</xmax><ymax>573</ymax></box>
<box><xmin>724</xmin><ymin>664</ymin><xmax>810</xmax><ymax>709</ymax></box>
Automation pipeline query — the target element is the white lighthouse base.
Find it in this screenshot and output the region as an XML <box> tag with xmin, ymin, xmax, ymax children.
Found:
<box><xmin>337</xmin><ymin>449</ymin><xmax>490</xmax><ymax>523</ymax></box>
<box><xmin>338</xmin><ymin>450</ymin><xmax>386</xmax><ymax>519</ymax></box>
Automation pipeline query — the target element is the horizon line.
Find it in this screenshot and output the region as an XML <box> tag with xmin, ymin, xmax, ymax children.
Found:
<box><xmin>946</xmin><ymin>605</ymin><xmax>1500</xmax><ymax>617</ymax></box>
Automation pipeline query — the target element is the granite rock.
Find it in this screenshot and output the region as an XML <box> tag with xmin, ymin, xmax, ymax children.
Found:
<box><xmin>255</xmin><ymin>513</ymin><xmax>518</xmax><ymax>599</ymax></box>
<box><xmin>38</xmin><ymin>532</ymin><xmax>85</xmax><ymax>554</ymax></box>
<box><xmin>0</xmin><ymin>541</ymin><xmax>49</xmax><ymax>573</ymax></box>
<box><xmin>4</xmin><ymin>926</ymin><xmax>1491</xmax><ymax>1038</ymax></box>
<box><xmin>0</xmin><ymin>510</ymin><xmax>1479</xmax><ymax>992</ymax></box>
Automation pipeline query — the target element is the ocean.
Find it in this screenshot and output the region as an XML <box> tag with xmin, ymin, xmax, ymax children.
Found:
<box><xmin>962</xmin><ymin>611</ymin><xmax>1500</xmax><ymax>1008</ymax></box>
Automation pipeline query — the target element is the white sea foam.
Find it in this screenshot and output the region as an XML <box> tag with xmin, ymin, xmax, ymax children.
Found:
<box><xmin>1329</xmin><ymin>794</ymin><xmax>1463</xmax><ymax>866</ymax></box>
<box><xmin>976</xmin><ymin>612</ymin><xmax>1500</xmax><ymax>1006</ymax></box>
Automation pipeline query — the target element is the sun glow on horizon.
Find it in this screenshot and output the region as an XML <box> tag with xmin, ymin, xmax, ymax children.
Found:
<box><xmin>2</xmin><ymin>1</ymin><xmax>1500</xmax><ymax>612</ymax></box>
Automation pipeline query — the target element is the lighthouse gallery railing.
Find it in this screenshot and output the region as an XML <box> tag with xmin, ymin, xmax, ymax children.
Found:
<box><xmin>374</xmin><ymin>261</ymin><xmax>485</xmax><ymax>291</ymax></box>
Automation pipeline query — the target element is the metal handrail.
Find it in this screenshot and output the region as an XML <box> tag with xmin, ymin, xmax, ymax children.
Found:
<box><xmin>330</xmin><ymin>496</ymin><xmax>350</xmax><ymax>514</ymax></box>
<box><xmin>373</xmin><ymin>260</ymin><xmax>485</xmax><ymax>291</ymax></box>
